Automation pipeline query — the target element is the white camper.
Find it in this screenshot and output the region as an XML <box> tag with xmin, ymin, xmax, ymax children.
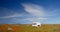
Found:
<box><xmin>32</xmin><ymin>22</ymin><xmax>41</xmax><ymax>27</ymax></box>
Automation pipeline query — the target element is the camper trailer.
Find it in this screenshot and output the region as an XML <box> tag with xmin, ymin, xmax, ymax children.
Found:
<box><xmin>32</xmin><ymin>22</ymin><xmax>41</xmax><ymax>27</ymax></box>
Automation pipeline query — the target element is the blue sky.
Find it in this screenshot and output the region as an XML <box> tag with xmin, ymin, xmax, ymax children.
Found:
<box><xmin>0</xmin><ymin>0</ymin><xmax>60</xmax><ymax>24</ymax></box>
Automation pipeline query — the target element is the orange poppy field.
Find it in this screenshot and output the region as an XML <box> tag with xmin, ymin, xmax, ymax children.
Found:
<box><xmin>0</xmin><ymin>24</ymin><xmax>60</xmax><ymax>32</ymax></box>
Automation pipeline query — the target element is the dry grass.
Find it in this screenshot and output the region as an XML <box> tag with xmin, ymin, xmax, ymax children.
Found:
<box><xmin>0</xmin><ymin>24</ymin><xmax>60</xmax><ymax>32</ymax></box>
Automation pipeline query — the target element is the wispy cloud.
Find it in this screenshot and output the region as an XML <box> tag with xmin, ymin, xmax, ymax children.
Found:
<box><xmin>0</xmin><ymin>13</ymin><xmax>23</xmax><ymax>19</ymax></box>
<box><xmin>22</xmin><ymin>3</ymin><xmax>45</xmax><ymax>17</ymax></box>
<box><xmin>22</xmin><ymin>17</ymin><xmax>47</xmax><ymax>22</ymax></box>
<box><xmin>22</xmin><ymin>3</ymin><xmax>47</xmax><ymax>22</ymax></box>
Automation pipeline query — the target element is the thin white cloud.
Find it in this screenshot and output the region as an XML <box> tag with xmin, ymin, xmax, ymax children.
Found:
<box><xmin>23</xmin><ymin>17</ymin><xmax>47</xmax><ymax>21</ymax></box>
<box><xmin>0</xmin><ymin>13</ymin><xmax>23</xmax><ymax>18</ymax></box>
<box><xmin>22</xmin><ymin>3</ymin><xmax>47</xmax><ymax>22</ymax></box>
<box><xmin>10</xmin><ymin>17</ymin><xmax>47</xmax><ymax>24</ymax></box>
<box><xmin>22</xmin><ymin>3</ymin><xmax>45</xmax><ymax>17</ymax></box>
